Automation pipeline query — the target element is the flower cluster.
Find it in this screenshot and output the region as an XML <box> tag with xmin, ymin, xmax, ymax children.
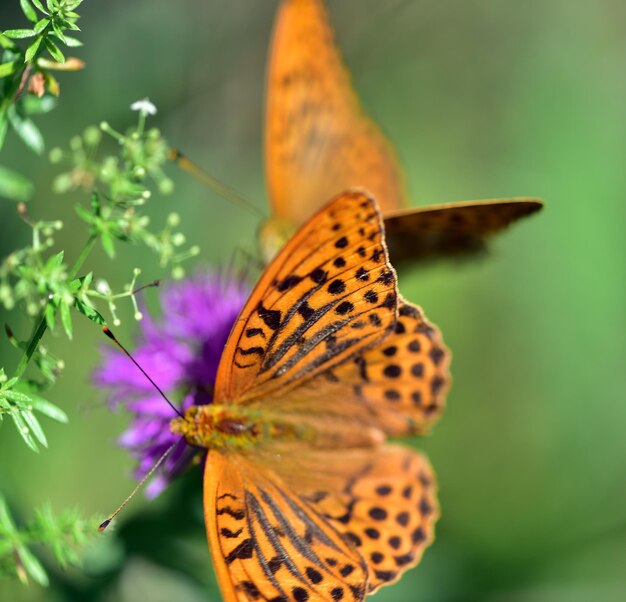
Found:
<box><xmin>95</xmin><ymin>271</ymin><xmax>248</xmax><ymax>497</ymax></box>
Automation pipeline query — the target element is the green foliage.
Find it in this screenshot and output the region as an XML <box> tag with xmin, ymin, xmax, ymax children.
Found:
<box><xmin>0</xmin><ymin>1</ymin><xmax>203</xmax><ymax>588</ymax></box>
<box><xmin>0</xmin><ymin>367</ymin><xmax>68</xmax><ymax>452</ymax></box>
<box><xmin>0</xmin><ymin>494</ymin><xmax>96</xmax><ymax>586</ymax></box>
<box><xmin>0</xmin><ymin>0</ymin><xmax>84</xmax><ymax>201</ymax></box>
<box><xmin>0</xmin><ymin>103</ymin><xmax>199</xmax><ymax>454</ymax></box>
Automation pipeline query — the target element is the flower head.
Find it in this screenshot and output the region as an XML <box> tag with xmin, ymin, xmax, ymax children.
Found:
<box><xmin>95</xmin><ymin>271</ymin><xmax>249</xmax><ymax>497</ymax></box>
<box><xmin>130</xmin><ymin>98</ymin><xmax>157</xmax><ymax>116</ymax></box>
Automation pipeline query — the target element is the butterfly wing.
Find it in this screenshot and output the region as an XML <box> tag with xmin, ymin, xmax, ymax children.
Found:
<box><xmin>205</xmin><ymin>450</ymin><xmax>369</xmax><ymax>601</ymax></box>
<box><xmin>383</xmin><ymin>198</ymin><xmax>544</xmax><ymax>265</ymax></box>
<box><xmin>205</xmin><ymin>445</ymin><xmax>437</xmax><ymax>600</ymax></box>
<box><xmin>262</xmin><ymin>0</ymin><xmax>543</xmax><ymax>265</ymax></box>
<box><xmin>270</xmin><ymin>444</ymin><xmax>439</xmax><ymax>593</ymax></box>
<box><xmin>265</xmin><ymin>0</ymin><xmax>407</xmax><ymax>230</ymax></box>
<box><xmin>316</xmin><ymin>299</ymin><xmax>450</xmax><ymax>436</ymax></box>
<box><xmin>250</xmin><ymin>299</ymin><xmax>449</xmax><ymax>441</ymax></box>
<box><xmin>215</xmin><ymin>190</ymin><xmax>398</xmax><ymax>404</ymax></box>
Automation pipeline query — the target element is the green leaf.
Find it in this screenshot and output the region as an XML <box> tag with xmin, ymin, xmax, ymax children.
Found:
<box><xmin>33</xmin><ymin>18</ymin><xmax>50</xmax><ymax>35</ymax></box>
<box><xmin>27</xmin><ymin>394</ymin><xmax>68</xmax><ymax>423</ymax></box>
<box><xmin>59</xmin><ymin>299</ymin><xmax>72</xmax><ymax>339</ymax></box>
<box><xmin>0</xmin><ymin>164</ymin><xmax>34</xmax><ymax>201</ymax></box>
<box><xmin>44</xmin><ymin>38</ymin><xmax>64</xmax><ymax>63</ymax></box>
<box><xmin>60</xmin><ymin>34</ymin><xmax>82</xmax><ymax>48</ymax></box>
<box><xmin>11</xmin><ymin>409</ymin><xmax>39</xmax><ymax>452</ymax></box>
<box><xmin>74</xmin><ymin>204</ymin><xmax>95</xmax><ymax>223</ymax></box>
<box><xmin>20</xmin><ymin>0</ymin><xmax>38</xmax><ymax>23</ymax></box>
<box><xmin>22</xmin><ymin>409</ymin><xmax>47</xmax><ymax>447</ymax></box>
<box><xmin>6</xmin><ymin>389</ymin><xmax>32</xmax><ymax>403</ymax></box>
<box><xmin>66</xmin><ymin>0</ymin><xmax>83</xmax><ymax>10</ymax></box>
<box><xmin>2</xmin><ymin>29</ymin><xmax>36</xmax><ymax>39</ymax></box>
<box><xmin>59</xmin><ymin>19</ymin><xmax>80</xmax><ymax>32</ymax></box>
<box><xmin>74</xmin><ymin>298</ymin><xmax>105</xmax><ymax>326</ymax></box>
<box><xmin>16</xmin><ymin>544</ymin><xmax>49</xmax><ymax>586</ymax></box>
<box><xmin>5</xmin><ymin>377</ymin><xmax>19</xmax><ymax>389</ymax></box>
<box><xmin>0</xmin><ymin>494</ymin><xmax>18</xmax><ymax>534</ymax></box>
<box><xmin>101</xmin><ymin>232</ymin><xmax>116</xmax><ymax>258</ymax></box>
<box><xmin>52</xmin><ymin>249</ymin><xmax>64</xmax><ymax>266</ymax></box>
<box><xmin>8</xmin><ymin>106</ymin><xmax>44</xmax><ymax>155</ymax></box>
<box><xmin>0</xmin><ymin>61</ymin><xmax>17</xmax><ymax>77</ymax></box>
<box><xmin>50</xmin><ymin>22</ymin><xmax>67</xmax><ymax>45</ymax></box>
<box><xmin>45</xmin><ymin>299</ymin><xmax>56</xmax><ymax>330</ymax></box>
<box><xmin>30</xmin><ymin>0</ymin><xmax>48</xmax><ymax>14</ymax></box>
<box><xmin>0</xmin><ymin>32</ymin><xmax>17</xmax><ymax>49</ymax></box>
<box><xmin>24</xmin><ymin>36</ymin><xmax>42</xmax><ymax>62</ymax></box>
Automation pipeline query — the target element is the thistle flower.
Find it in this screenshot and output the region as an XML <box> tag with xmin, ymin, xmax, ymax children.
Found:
<box><xmin>95</xmin><ymin>271</ymin><xmax>249</xmax><ymax>497</ymax></box>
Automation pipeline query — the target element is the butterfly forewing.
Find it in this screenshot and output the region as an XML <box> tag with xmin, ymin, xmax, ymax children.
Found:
<box><xmin>262</xmin><ymin>0</ymin><xmax>543</xmax><ymax>265</ymax></box>
<box><xmin>215</xmin><ymin>190</ymin><xmax>398</xmax><ymax>405</ymax></box>
<box><xmin>265</xmin><ymin>0</ymin><xmax>407</xmax><ymax>228</ymax></box>
<box><xmin>205</xmin><ymin>451</ymin><xmax>369</xmax><ymax>601</ymax></box>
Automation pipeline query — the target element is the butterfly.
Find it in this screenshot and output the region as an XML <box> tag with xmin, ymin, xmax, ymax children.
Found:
<box><xmin>260</xmin><ymin>0</ymin><xmax>543</xmax><ymax>265</ymax></box>
<box><xmin>170</xmin><ymin>189</ymin><xmax>450</xmax><ymax>600</ymax></box>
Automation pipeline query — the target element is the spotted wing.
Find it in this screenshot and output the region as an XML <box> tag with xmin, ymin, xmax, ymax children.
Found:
<box><xmin>205</xmin><ymin>451</ymin><xmax>369</xmax><ymax>601</ymax></box>
<box><xmin>215</xmin><ymin>190</ymin><xmax>398</xmax><ymax>405</ymax></box>
<box><xmin>260</xmin><ymin>299</ymin><xmax>449</xmax><ymax>440</ymax></box>
<box><xmin>384</xmin><ymin>198</ymin><xmax>544</xmax><ymax>266</ymax></box>
<box><xmin>324</xmin><ymin>300</ymin><xmax>450</xmax><ymax>436</ymax></box>
<box><xmin>265</xmin><ymin>0</ymin><xmax>407</xmax><ymax>230</ymax></box>
<box><xmin>262</xmin><ymin>444</ymin><xmax>439</xmax><ymax>594</ymax></box>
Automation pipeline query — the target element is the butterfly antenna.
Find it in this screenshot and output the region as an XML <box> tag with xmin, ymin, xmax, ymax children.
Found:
<box><xmin>102</xmin><ymin>326</ymin><xmax>184</xmax><ymax>418</ymax></box>
<box><xmin>98</xmin><ymin>439</ymin><xmax>181</xmax><ymax>532</ymax></box>
<box><xmin>168</xmin><ymin>148</ymin><xmax>265</xmax><ymax>219</ymax></box>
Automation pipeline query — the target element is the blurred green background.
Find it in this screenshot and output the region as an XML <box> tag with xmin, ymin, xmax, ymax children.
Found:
<box><xmin>1</xmin><ymin>0</ymin><xmax>625</xmax><ymax>600</ymax></box>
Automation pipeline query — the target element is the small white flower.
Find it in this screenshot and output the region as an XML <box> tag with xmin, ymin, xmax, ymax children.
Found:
<box><xmin>130</xmin><ymin>98</ymin><xmax>157</xmax><ymax>115</ymax></box>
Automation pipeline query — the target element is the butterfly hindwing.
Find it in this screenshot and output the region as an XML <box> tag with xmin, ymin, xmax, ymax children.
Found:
<box><xmin>384</xmin><ymin>198</ymin><xmax>544</xmax><ymax>265</ymax></box>
<box><xmin>325</xmin><ymin>299</ymin><xmax>450</xmax><ymax>436</ymax></box>
<box><xmin>251</xmin><ymin>299</ymin><xmax>449</xmax><ymax>440</ymax></box>
<box><xmin>205</xmin><ymin>451</ymin><xmax>369</xmax><ymax>601</ymax></box>
<box><xmin>258</xmin><ymin>444</ymin><xmax>438</xmax><ymax>594</ymax></box>
<box><xmin>215</xmin><ymin>190</ymin><xmax>398</xmax><ymax>405</ymax></box>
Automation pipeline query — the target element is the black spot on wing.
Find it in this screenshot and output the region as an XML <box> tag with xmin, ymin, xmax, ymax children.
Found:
<box><xmin>257</xmin><ymin>303</ymin><xmax>282</xmax><ymax>330</ymax></box>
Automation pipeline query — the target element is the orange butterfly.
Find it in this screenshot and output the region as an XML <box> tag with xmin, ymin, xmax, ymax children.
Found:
<box><xmin>171</xmin><ymin>190</ymin><xmax>450</xmax><ymax>600</ymax></box>
<box><xmin>261</xmin><ymin>0</ymin><xmax>543</xmax><ymax>265</ymax></box>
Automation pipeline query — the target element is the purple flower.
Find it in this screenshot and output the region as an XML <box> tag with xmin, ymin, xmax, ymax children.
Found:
<box><xmin>95</xmin><ymin>271</ymin><xmax>249</xmax><ymax>497</ymax></box>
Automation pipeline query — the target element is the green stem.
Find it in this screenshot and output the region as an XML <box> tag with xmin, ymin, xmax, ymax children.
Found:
<box><xmin>68</xmin><ymin>233</ymin><xmax>97</xmax><ymax>279</ymax></box>
<box><xmin>13</xmin><ymin>233</ymin><xmax>99</xmax><ymax>380</ymax></box>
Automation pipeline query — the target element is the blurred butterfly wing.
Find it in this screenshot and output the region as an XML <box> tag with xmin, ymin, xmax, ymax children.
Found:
<box><xmin>215</xmin><ymin>190</ymin><xmax>398</xmax><ymax>405</ymax></box>
<box><xmin>265</xmin><ymin>0</ymin><xmax>407</xmax><ymax>229</ymax></box>
<box><xmin>383</xmin><ymin>198</ymin><xmax>544</xmax><ymax>265</ymax></box>
<box><xmin>204</xmin><ymin>450</ymin><xmax>369</xmax><ymax>601</ymax></box>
